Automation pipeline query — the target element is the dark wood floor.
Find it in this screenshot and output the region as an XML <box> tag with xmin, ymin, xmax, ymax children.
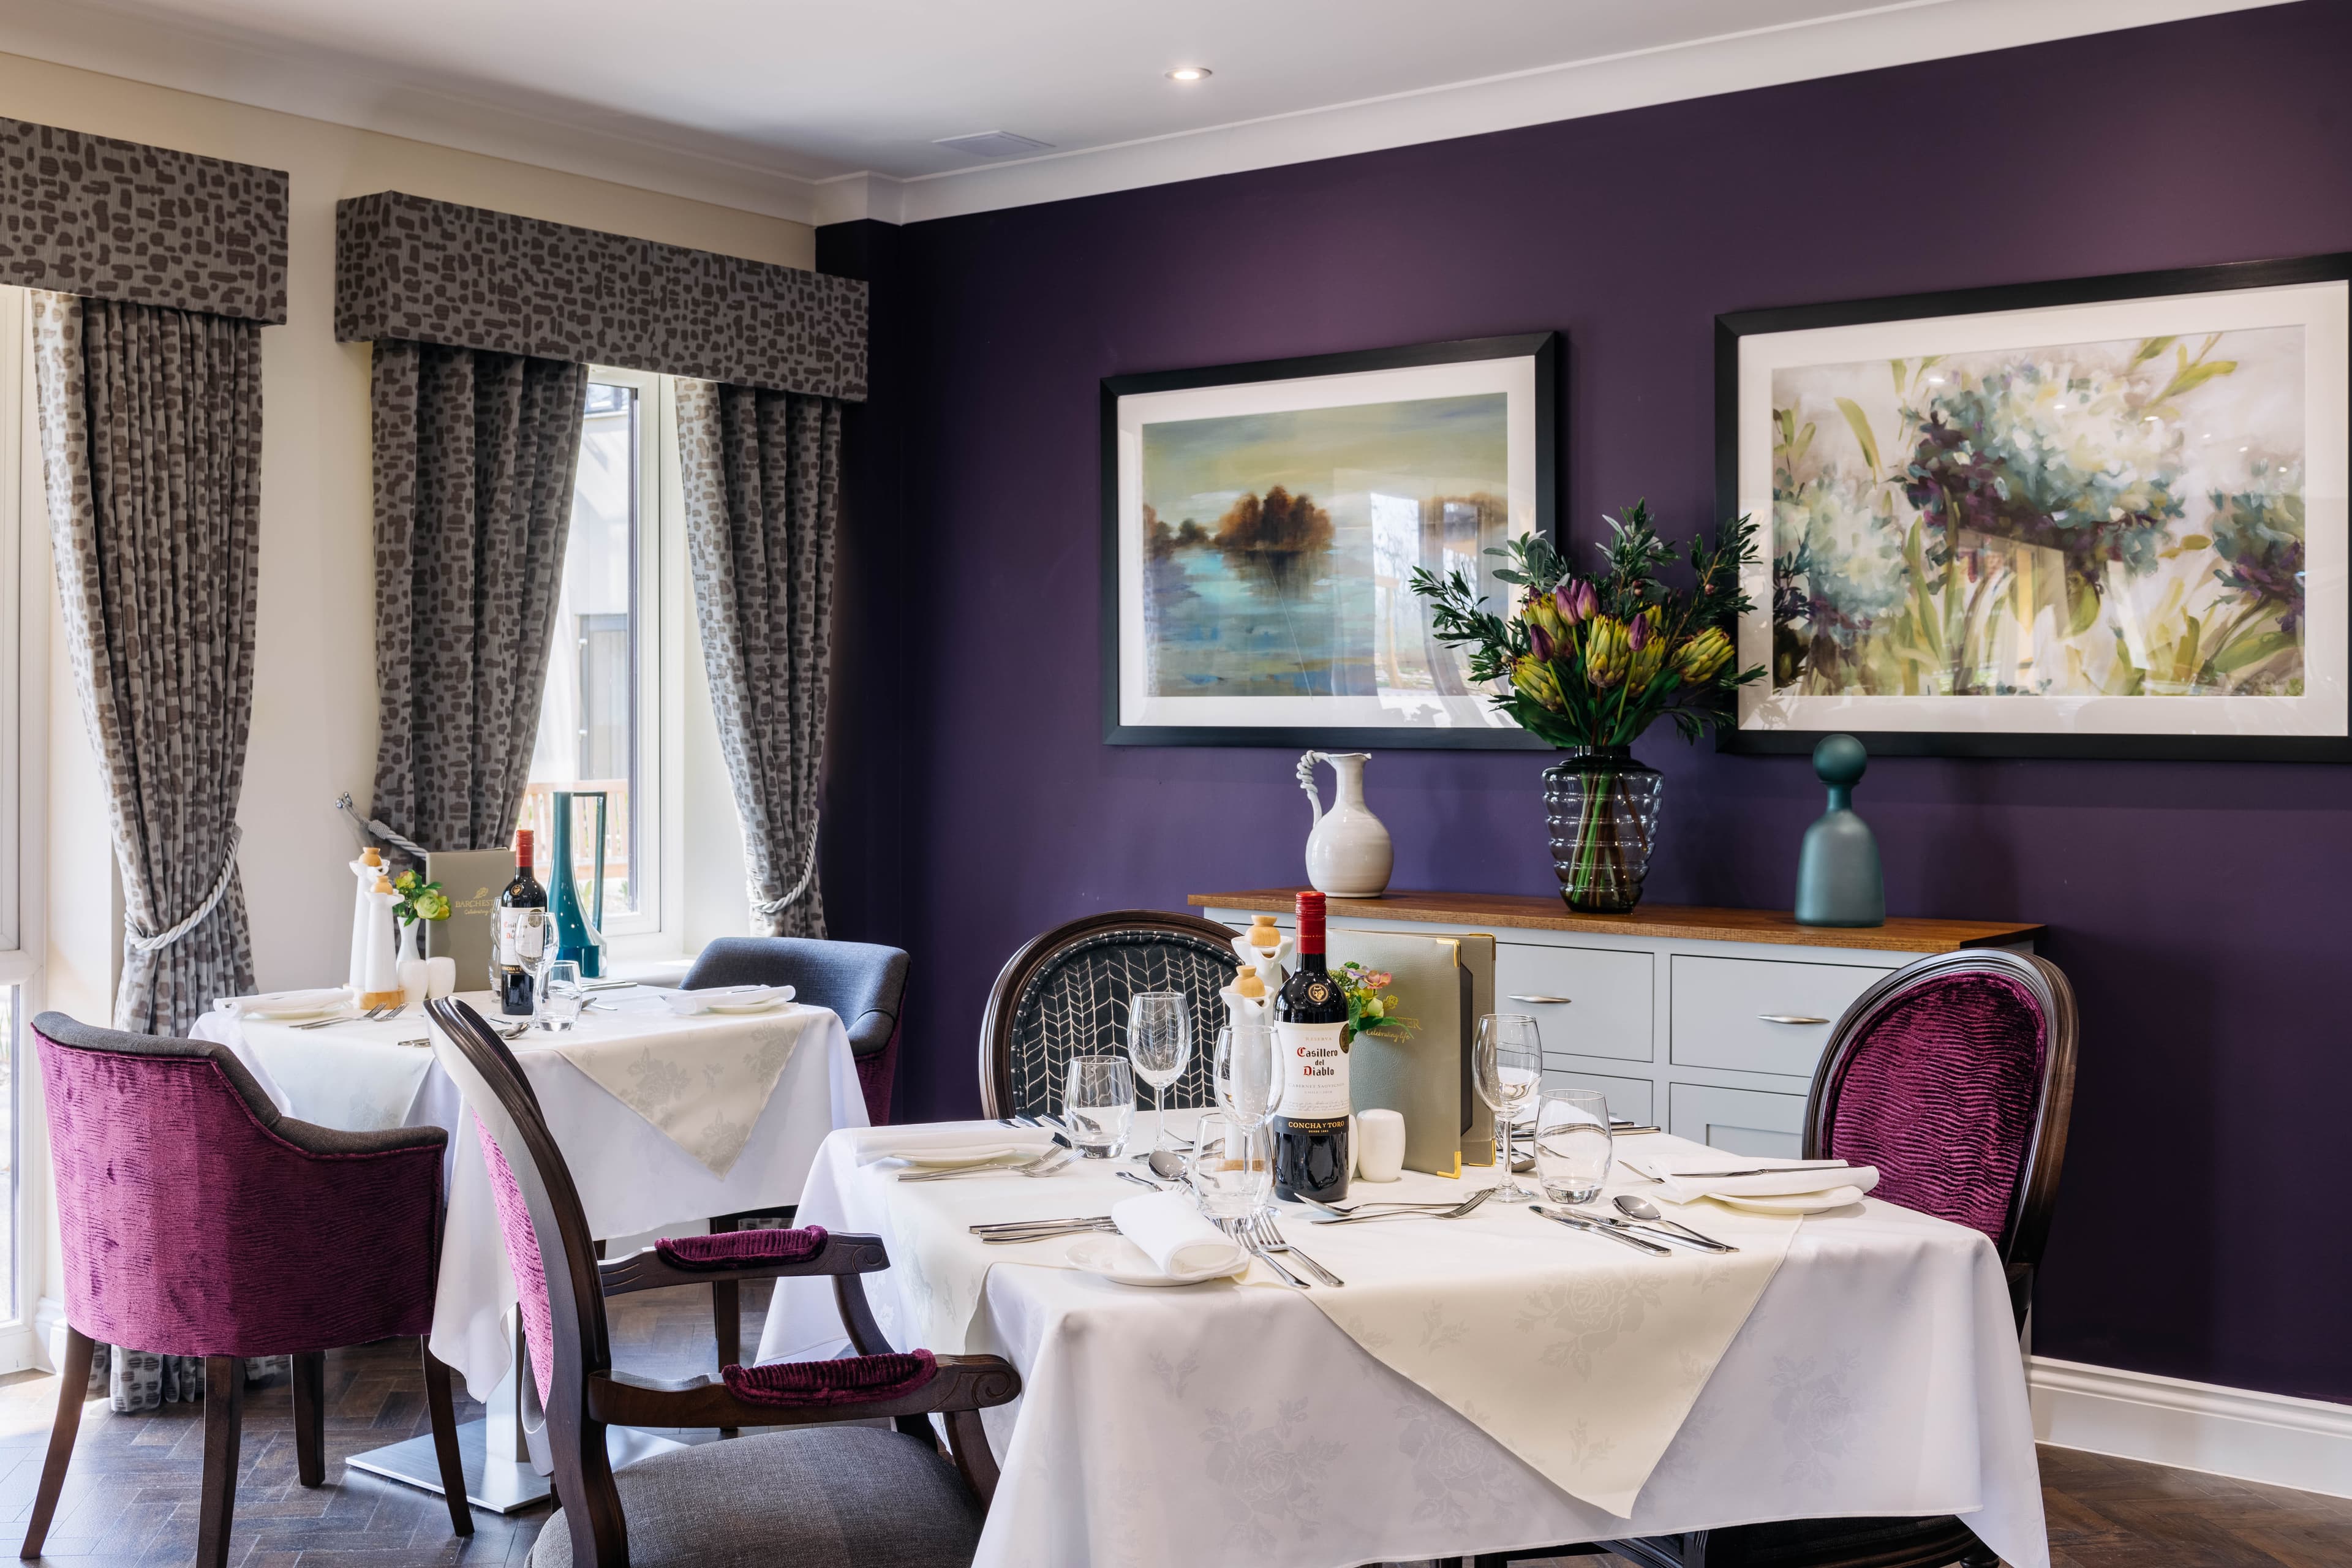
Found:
<box><xmin>0</xmin><ymin>1280</ymin><xmax>2342</xmax><ymax>1566</ymax></box>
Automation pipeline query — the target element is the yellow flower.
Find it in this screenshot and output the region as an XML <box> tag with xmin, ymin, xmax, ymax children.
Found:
<box><xmin>1521</xmin><ymin>587</ymin><xmax>1564</xmax><ymax>647</ymax></box>
<box><xmin>1672</xmin><ymin>626</ymin><xmax>1735</xmax><ymax>684</ymax></box>
<box><xmin>1627</xmin><ymin>607</ymin><xmax>1668</xmax><ymax>687</ymax></box>
<box><xmin>1584</xmin><ymin>617</ymin><xmax>1629</xmax><ymax>688</ymax></box>
<box><xmin>1512</xmin><ymin>652</ymin><xmax>1567</xmax><ymax>710</ymax></box>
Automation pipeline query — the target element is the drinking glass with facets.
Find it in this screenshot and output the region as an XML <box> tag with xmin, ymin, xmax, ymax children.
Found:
<box><xmin>1126</xmin><ymin>992</ymin><xmax>1193</xmax><ymax>1161</ymax></box>
<box><xmin>1062</xmin><ymin>1054</ymin><xmax>1136</xmax><ymax>1158</ymax></box>
<box><xmin>1534</xmin><ymin>1090</ymin><xmax>1613</xmax><ymax>1205</ymax></box>
<box><xmin>535</xmin><ymin>960</ymin><xmax>586</xmax><ymax>1033</ymax></box>
<box><xmin>1474</xmin><ymin>1013</ymin><xmax>1543</xmax><ymax>1201</ymax></box>
<box><xmin>1189</xmin><ymin>1112</ymin><xmax>1275</xmax><ymax>1219</ymax></box>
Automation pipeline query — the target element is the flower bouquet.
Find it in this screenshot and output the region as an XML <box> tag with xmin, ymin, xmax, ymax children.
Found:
<box><xmin>1409</xmin><ymin>501</ymin><xmax>1764</xmax><ymax>912</ymax></box>
<box><xmin>1335</xmin><ymin>962</ymin><xmax>1415</xmax><ymax>1042</ymax></box>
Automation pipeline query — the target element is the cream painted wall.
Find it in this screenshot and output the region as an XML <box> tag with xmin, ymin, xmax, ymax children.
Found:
<box><xmin>0</xmin><ymin>49</ymin><xmax>808</xmax><ymax>993</ymax></box>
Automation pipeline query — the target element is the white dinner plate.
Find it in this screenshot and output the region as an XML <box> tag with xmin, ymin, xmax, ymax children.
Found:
<box><xmin>1066</xmin><ymin>1234</ymin><xmax>1245</xmax><ymax>1287</ymax></box>
<box><xmin>1700</xmin><ymin>1185</ymin><xmax>1868</xmax><ymax>1215</ymax></box>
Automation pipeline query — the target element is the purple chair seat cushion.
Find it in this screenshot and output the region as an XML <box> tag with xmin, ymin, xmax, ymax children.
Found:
<box><xmin>1822</xmin><ymin>972</ymin><xmax>2048</xmax><ymax>1245</ymax></box>
<box><xmin>654</xmin><ymin>1227</ymin><xmax>827</xmax><ymax>1270</ymax></box>
<box><xmin>721</xmin><ymin>1349</ymin><xmax>938</xmax><ymax>1408</ymax></box>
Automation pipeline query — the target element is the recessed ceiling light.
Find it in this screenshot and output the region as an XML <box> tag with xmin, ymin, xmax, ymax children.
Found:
<box><xmin>1167</xmin><ymin>66</ymin><xmax>1212</xmax><ymax>82</ymax></box>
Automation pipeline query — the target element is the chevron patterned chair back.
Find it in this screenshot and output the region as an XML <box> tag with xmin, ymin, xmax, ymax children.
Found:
<box><xmin>978</xmin><ymin>910</ymin><xmax>1243</xmax><ymax>1119</ymax></box>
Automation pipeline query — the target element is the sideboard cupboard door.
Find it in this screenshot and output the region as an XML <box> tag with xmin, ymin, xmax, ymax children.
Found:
<box><xmin>1668</xmin><ymin>1082</ymin><xmax>1807</xmax><ymax>1160</ymax></box>
<box><xmin>1495</xmin><ymin>943</ymin><xmax>1653</xmax><ymax>1063</ymax></box>
<box><xmin>1539</xmin><ymin>1066</ymin><xmax>1653</xmax><ymax>1126</ymax></box>
<box><xmin>1669</xmin><ymin>954</ymin><xmax>1891</xmax><ymax>1078</ymax></box>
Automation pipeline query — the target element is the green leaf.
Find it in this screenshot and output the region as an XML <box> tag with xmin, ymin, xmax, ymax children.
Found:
<box><xmin>2065</xmin><ymin>576</ymin><xmax>2103</xmax><ymax>636</ymax></box>
<box><xmin>1890</xmin><ymin>359</ymin><xmax>1906</xmax><ymax>396</ymax></box>
<box><xmin>1835</xmin><ymin>398</ymin><xmax>1882</xmax><ymax>479</ymax></box>
<box><xmin>2211</xmin><ymin>629</ymin><xmax>2297</xmax><ymax>674</ymax></box>
<box><xmin>2179</xmin><ymin>533</ymin><xmax>2212</xmax><ymax>550</ymax></box>
<box><xmin>2131</xmin><ymin>336</ymin><xmax>2177</xmax><ymax>365</ymax></box>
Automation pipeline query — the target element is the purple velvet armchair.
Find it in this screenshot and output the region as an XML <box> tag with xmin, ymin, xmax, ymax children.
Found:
<box><xmin>26</xmin><ymin>1013</ymin><xmax>472</xmax><ymax>1567</ymax></box>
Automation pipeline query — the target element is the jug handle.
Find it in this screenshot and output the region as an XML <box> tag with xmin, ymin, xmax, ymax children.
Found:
<box><xmin>1295</xmin><ymin>750</ymin><xmax>1327</xmax><ymax>830</ymax></box>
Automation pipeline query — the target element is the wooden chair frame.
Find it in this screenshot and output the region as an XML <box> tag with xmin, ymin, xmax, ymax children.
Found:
<box><xmin>426</xmin><ymin>998</ymin><xmax>1020</xmax><ymax>1568</ymax></box>
<box><xmin>976</xmin><ymin>908</ymin><xmax>1242</xmax><ymax>1118</ymax></box>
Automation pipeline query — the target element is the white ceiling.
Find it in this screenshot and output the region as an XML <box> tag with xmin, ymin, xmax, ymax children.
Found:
<box><xmin>0</xmin><ymin>0</ymin><xmax>2289</xmax><ymax>225</ymax></box>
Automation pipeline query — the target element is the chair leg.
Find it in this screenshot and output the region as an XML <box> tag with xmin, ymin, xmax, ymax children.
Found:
<box><xmin>196</xmin><ymin>1356</ymin><xmax>244</xmax><ymax>1568</ymax></box>
<box><xmin>290</xmin><ymin>1349</ymin><xmax>326</xmax><ymax>1487</ymax></box>
<box><xmin>20</xmin><ymin>1327</ymin><xmax>96</xmax><ymax>1559</ymax></box>
<box><xmin>1958</xmin><ymin>1549</ymin><xmax>1999</xmax><ymax>1568</ymax></box>
<box><xmin>709</xmin><ymin>1213</ymin><xmax>742</xmax><ymax>1438</ymax></box>
<box><xmin>420</xmin><ymin>1339</ymin><xmax>475</xmax><ymax>1537</ymax></box>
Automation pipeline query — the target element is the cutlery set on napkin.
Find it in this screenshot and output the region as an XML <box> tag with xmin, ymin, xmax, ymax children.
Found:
<box><xmin>1624</xmin><ymin>1153</ymin><xmax>1880</xmax><ymax>1212</ymax></box>
<box><xmin>970</xmin><ymin>1194</ymin><xmax>1250</xmax><ymax>1284</ymax></box>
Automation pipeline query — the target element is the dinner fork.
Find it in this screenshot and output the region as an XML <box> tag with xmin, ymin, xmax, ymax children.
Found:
<box><xmin>293</xmin><ymin>1003</ymin><xmax>399</xmax><ymax>1031</ymax></box>
<box><xmin>1245</xmin><ymin>1213</ymin><xmax>1343</xmax><ymax>1286</ymax></box>
<box><xmin>1301</xmin><ymin>1188</ymin><xmax>1493</xmax><ymax>1224</ymax></box>
<box><xmin>1217</xmin><ymin>1217</ymin><xmax>1310</xmax><ymax>1288</ymax></box>
<box><xmin>899</xmin><ymin>1147</ymin><xmax>1073</xmax><ymax>1183</ymax></box>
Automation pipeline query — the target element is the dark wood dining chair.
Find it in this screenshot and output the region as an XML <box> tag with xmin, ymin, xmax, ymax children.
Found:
<box><xmin>976</xmin><ymin>908</ymin><xmax>1240</xmax><ymax>1118</ymax></box>
<box><xmin>425</xmin><ymin>998</ymin><xmax>1019</xmax><ymax>1567</ymax></box>
<box><xmin>1477</xmin><ymin>947</ymin><xmax>2078</xmax><ymax>1568</ymax></box>
<box><xmin>25</xmin><ymin>1012</ymin><xmax>471</xmax><ymax>1566</ymax></box>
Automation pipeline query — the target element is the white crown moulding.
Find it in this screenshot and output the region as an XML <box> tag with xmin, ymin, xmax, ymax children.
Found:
<box><xmin>0</xmin><ymin>0</ymin><xmax>2293</xmax><ymax>232</ymax></box>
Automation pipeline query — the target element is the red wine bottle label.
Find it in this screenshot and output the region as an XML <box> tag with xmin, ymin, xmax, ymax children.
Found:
<box><xmin>1276</xmin><ymin>1020</ymin><xmax>1349</xmax><ymax>1118</ymax></box>
<box><xmin>497</xmin><ymin>908</ymin><xmax>545</xmax><ymax>966</ymax></box>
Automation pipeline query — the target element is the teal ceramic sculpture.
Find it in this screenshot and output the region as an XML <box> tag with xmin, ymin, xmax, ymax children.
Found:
<box><xmin>1795</xmin><ymin>734</ymin><xmax>1884</xmax><ymax>928</ymax></box>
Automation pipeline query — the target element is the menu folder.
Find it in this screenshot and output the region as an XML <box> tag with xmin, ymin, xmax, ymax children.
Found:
<box><xmin>1330</xmin><ymin>927</ymin><xmax>1497</xmax><ymax>1178</ymax></box>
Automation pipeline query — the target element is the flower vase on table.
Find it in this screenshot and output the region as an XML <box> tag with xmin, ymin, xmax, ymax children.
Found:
<box><xmin>1411</xmin><ymin>499</ymin><xmax>1763</xmax><ymax>914</ymax></box>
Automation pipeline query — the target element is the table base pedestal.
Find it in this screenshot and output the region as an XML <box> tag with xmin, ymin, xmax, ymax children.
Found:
<box><xmin>345</xmin><ymin>1419</ymin><xmax>687</xmax><ymax>1515</ymax></box>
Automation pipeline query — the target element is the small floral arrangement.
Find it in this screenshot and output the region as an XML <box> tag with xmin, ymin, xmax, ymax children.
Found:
<box><xmin>1335</xmin><ymin>962</ymin><xmax>1415</xmax><ymax>1041</ymax></box>
<box><xmin>391</xmin><ymin>870</ymin><xmax>451</xmax><ymax>927</ymax></box>
<box><xmin>1409</xmin><ymin>500</ymin><xmax>1764</xmax><ymax>747</ymax></box>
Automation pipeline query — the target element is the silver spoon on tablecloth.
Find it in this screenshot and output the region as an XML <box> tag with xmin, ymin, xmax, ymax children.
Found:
<box><xmin>1614</xmin><ymin>1194</ymin><xmax>1736</xmax><ymax>1251</ymax></box>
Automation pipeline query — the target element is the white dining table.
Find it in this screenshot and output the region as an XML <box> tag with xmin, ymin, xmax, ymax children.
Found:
<box><xmin>760</xmin><ymin>1115</ymin><xmax>2050</xmax><ymax>1568</ymax></box>
<box><xmin>192</xmin><ymin>987</ymin><xmax>868</xmax><ymax>1507</ymax></box>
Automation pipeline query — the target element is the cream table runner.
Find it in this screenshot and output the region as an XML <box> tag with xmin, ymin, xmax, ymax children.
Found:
<box><xmin>850</xmin><ymin>1119</ymin><xmax>1797</xmax><ymax>1515</ymax></box>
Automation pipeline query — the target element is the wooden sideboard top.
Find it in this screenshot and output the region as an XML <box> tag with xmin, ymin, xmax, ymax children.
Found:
<box><xmin>1189</xmin><ymin>888</ymin><xmax>2044</xmax><ymax>955</ymax></box>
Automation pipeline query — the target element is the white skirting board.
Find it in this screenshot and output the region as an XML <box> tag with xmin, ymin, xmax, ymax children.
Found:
<box><xmin>2032</xmin><ymin>1355</ymin><xmax>2352</xmax><ymax>1499</ymax></box>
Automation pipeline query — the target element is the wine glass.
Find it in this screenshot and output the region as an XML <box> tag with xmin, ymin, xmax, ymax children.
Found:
<box><xmin>1126</xmin><ymin>992</ymin><xmax>1193</xmax><ymax>1169</ymax></box>
<box><xmin>1212</xmin><ymin>1022</ymin><xmax>1284</xmax><ymax>1129</ymax></box>
<box><xmin>1061</xmin><ymin>1055</ymin><xmax>1136</xmax><ymax>1159</ymax></box>
<box><xmin>1474</xmin><ymin>1013</ymin><xmax>1543</xmax><ymax>1200</ymax></box>
<box><xmin>1534</xmin><ymin>1091</ymin><xmax>1613</xmax><ymax>1205</ymax></box>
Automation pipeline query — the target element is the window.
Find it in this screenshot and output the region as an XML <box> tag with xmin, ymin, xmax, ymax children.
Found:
<box><xmin>522</xmin><ymin>367</ymin><xmax>677</xmax><ymax>943</ymax></box>
<box><xmin>0</xmin><ymin>289</ymin><xmax>40</xmax><ymax>1343</ymax></box>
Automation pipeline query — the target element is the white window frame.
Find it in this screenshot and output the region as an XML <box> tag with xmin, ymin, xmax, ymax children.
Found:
<box><xmin>566</xmin><ymin>366</ymin><xmax>685</xmax><ymax>957</ymax></box>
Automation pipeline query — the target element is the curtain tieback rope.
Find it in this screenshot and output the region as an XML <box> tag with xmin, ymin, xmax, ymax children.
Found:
<box><xmin>123</xmin><ymin>825</ymin><xmax>243</xmax><ymax>956</ymax></box>
<box><xmin>753</xmin><ymin>815</ymin><xmax>820</xmax><ymax>918</ymax></box>
<box><xmin>333</xmin><ymin>792</ymin><xmax>431</xmax><ymax>860</ymax></box>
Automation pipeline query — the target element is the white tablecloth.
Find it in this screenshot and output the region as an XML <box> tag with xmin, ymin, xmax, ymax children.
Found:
<box><xmin>193</xmin><ymin>990</ymin><xmax>868</xmax><ymax>1400</ymax></box>
<box><xmin>760</xmin><ymin>1120</ymin><xmax>2049</xmax><ymax>1568</ymax></box>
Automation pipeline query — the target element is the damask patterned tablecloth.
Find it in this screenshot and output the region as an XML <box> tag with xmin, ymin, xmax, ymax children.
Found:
<box><xmin>760</xmin><ymin>1120</ymin><xmax>2049</xmax><ymax>1568</ymax></box>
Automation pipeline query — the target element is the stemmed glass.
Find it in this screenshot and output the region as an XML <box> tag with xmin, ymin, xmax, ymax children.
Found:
<box><xmin>1126</xmin><ymin>993</ymin><xmax>1193</xmax><ymax>1172</ymax></box>
<box><xmin>1474</xmin><ymin>1013</ymin><xmax>1544</xmax><ymax>1200</ymax></box>
<box><xmin>1209</xmin><ymin>1022</ymin><xmax>1283</xmax><ymax>1215</ymax></box>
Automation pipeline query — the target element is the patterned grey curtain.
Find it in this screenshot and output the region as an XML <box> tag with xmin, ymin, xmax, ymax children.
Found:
<box><xmin>29</xmin><ymin>290</ymin><xmax>278</xmax><ymax>1412</ymax></box>
<box><xmin>679</xmin><ymin>381</ymin><xmax>840</xmax><ymax>937</ymax></box>
<box><xmin>29</xmin><ymin>292</ymin><xmax>259</xmax><ymax>1037</ymax></box>
<box><xmin>370</xmin><ymin>341</ymin><xmax>588</xmax><ymax>852</ymax></box>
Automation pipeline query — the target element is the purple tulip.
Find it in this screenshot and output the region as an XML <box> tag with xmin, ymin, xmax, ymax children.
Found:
<box><xmin>1528</xmin><ymin>620</ymin><xmax>1556</xmax><ymax>662</ymax></box>
<box><xmin>1626</xmin><ymin>612</ymin><xmax>1651</xmax><ymax>651</ymax></box>
<box><xmin>1555</xmin><ymin>579</ymin><xmax>1596</xmax><ymax>626</ymax></box>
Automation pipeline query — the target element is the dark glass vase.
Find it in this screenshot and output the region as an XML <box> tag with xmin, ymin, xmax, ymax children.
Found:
<box><xmin>1544</xmin><ymin>747</ymin><xmax>1664</xmax><ymax>914</ymax></box>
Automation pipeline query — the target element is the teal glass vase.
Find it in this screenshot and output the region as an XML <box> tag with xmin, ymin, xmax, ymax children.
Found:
<box><xmin>1543</xmin><ymin>747</ymin><xmax>1664</xmax><ymax>914</ymax></box>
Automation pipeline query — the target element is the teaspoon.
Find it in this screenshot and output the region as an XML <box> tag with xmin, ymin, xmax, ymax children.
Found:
<box><xmin>1614</xmin><ymin>1194</ymin><xmax>1736</xmax><ymax>1251</ymax></box>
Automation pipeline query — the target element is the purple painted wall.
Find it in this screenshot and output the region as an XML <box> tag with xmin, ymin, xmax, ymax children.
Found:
<box><xmin>820</xmin><ymin>2</ymin><xmax>2352</xmax><ymax>1403</ymax></box>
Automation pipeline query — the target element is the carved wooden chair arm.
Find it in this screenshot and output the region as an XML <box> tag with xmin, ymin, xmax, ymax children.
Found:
<box><xmin>597</xmin><ymin>1231</ymin><xmax>891</xmax><ymax>1295</ymax></box>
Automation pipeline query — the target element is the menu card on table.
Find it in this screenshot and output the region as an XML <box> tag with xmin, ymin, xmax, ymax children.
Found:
<box><xmin>1334</xmin><ymin>927</ymin><xmax>1496</xmax><ymax>1177</ymax></box>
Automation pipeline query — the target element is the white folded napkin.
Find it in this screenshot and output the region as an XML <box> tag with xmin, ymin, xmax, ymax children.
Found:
<box><xmin>1110</xmin><ymin>1193</ymin><xmax>1249</xmax><ymax>1283</ymax></box>
<box><xmin>853</xmin><ymin>1123</ymin><xmax>1056</xmax><ymax>1168</ymax></box>
<box><xmin>663</xmin><ymin>983</ymin><xmax>796</xmax><ymax>1016</ymax></box>
<box><xmin>214</xmin><ymin>987</ymin><xmax>353</xmax><ymax>1019</ymax></box>
<box><xmin>1631</xmin><ymin>1152</ymin><xmax>1880</xmax><ymax>1206</ymax></box>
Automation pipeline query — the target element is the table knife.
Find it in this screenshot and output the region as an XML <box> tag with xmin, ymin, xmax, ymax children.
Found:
<box><xmin>1528</xmin><ymin>1205</ymin><xmax>1671</xmax><ymax>1254</ymax></box>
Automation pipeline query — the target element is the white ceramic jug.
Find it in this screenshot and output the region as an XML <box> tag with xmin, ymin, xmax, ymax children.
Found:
<box><xmin>1297</xmin><ymin>751</ymin><xmax>1393</xmax><ymax>898</ymax></box>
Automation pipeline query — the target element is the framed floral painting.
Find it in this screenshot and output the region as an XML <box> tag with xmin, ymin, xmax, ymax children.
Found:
<box><xmin>1719</xmin><ymin>255</ymin><xmax>2348</xmax><ymax>760</ymax></box>
<box><xmin>1102</xmin><ymin>333</ymin><xmax>1558</xmax><ymax>747</ymax></box>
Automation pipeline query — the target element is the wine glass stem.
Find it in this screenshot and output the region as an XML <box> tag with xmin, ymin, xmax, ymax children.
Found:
<box><xmin>1154</xmin><ymin>1081</ymin><xmax>1167</xmax><ymax>1146</ymax></box>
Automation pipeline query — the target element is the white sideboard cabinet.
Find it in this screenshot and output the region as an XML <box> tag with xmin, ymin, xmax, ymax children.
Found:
<box><xmin>1194</xmin><ymin>888</ymin><xmax>2043</xmax><ymax>1161</ymax></box>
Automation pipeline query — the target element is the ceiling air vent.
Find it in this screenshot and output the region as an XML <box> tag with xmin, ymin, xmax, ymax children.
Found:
<box><xmin>933</xmin><ymin>130</ymin><xmax>1055</xmax><ymax>160</ymax></box>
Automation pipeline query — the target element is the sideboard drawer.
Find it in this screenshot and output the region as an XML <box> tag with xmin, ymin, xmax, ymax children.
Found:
<box><xmin>1668</xmin><ymin>1082</ymin><xmax>1807</xmax><ymax>1159</ymax></box>
<box><xmin>1496</xmin><ymin>942</ymin><xmax>1653</xmax><ymax>1062</ymax></box>
<box><xmin>1670</xmin><ymin>954</ymin><xmax>1888</xmax><ymax>1078</ymax></box>
<box><xmin>1539</xmin><ymin>1066</ymin><xmax>1653</xmax><ymax>1125</ymax></box>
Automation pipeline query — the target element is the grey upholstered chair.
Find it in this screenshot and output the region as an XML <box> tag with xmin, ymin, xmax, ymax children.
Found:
<box><xmin>684</xmin><ymin>937</ymin><xmax>908</xmax><ymax>1125</ymax></box>
<box><xmin>976</xmin><ymin>910</ymin><xmax>1240</xmax><ymax>1119</ymax></box>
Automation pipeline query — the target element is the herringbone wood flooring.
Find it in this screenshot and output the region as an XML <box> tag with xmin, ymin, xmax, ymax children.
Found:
<box><xmin>0</xmin><ymin>1280</ymin><xmax>2340</xmax><ymax>1566</ymax></box>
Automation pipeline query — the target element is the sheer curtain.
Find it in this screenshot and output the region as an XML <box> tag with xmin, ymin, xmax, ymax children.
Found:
<box><xmin>678</xmin><ymin>381</ymin><xmax>841</xmax><ymax>937</ymax></box>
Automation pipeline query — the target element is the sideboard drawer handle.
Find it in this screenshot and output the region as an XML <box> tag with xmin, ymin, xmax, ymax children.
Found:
<box><xmin>1757</xmin><ymin>1013</ymin><xmax>1831</xmax><ymax>1026</ymax></box>
<box><xmin>1508</xmin><ymin>994</ymin><xmax>1574</xmax><ymax>1005</ymax></box>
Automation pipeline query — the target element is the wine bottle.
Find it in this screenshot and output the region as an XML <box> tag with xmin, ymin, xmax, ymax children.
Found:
<box><xmin>1274</xmin><ymin>890</ymin><xmax>1351</xmax><ymax>1202</ymax></box>
<box><xmin>494</xmin><ymin>829</ymin><xmax>548</xmax><ymax>1017</ymax></box>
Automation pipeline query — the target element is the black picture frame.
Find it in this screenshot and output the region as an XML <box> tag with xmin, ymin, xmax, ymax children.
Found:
<box><xmin>1102</xmin><ymin>331</ymin><xmax>1560</xmax><ymax>749</ymax></box>
<box><xmin>1715</xmin><ymin>254</ymin><xmax>2351</xmax><ymax>763</ymax></box>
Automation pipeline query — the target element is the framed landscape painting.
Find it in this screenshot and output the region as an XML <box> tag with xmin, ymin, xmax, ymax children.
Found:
<box><xmin>1103</xmin><ymin>333</ymin><xmax>1557</xmax><ymax>747</ymax></box>
<box><xmin>1719</xmin><ymin>255</ymin><xmax>2348</xmax><ymax>761</ymax></box>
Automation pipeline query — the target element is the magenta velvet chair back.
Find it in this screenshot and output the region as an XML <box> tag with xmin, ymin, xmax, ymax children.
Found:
<box><xmin>34</xmin><ymin>1012</ymin><xmax>447</xmax><ymax>1357</ymax></box>
<box><xmin>1802</xmin><ymin>951</ymin><xmax>2078</xmax><ymax>1324</ymax></box>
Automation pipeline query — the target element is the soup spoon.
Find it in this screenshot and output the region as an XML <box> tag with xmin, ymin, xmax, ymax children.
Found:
<box><xmin>1614</xmin><ymin>1194</ymin><xmax>1736</xmax><ymax>1251</ymax></box>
